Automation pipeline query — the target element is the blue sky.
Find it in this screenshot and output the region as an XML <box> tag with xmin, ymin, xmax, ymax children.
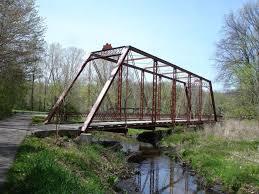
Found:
<box><xmin>37</xmin><ymin>0</ymin><xmax>248</xmax><ymax>90</ymax></box>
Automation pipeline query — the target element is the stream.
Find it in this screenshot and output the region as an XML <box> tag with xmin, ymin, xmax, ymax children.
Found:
<box><xmin>95</xmin><ymin>134</ymin><xmax>222</xmax><ymax>194</ymax></box>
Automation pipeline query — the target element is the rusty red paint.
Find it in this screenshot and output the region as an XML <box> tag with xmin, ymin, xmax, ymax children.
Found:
<box><xmin>45</xmin><ymin>45</ymin><xmax>217</xmax><ymax>132</ymax></box>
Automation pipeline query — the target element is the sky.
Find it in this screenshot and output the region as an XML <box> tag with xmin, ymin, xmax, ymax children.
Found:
<box><xmin>37</xmin><ymin>0</ymin><xmax>248</xmax><ymax>90</ymax></box>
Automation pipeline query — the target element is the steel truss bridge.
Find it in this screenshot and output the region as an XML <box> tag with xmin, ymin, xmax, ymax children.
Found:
<box><xmin>44</xmin><ymin>45</ymin><xmax>217</xmax><ymax>132</ymax></box>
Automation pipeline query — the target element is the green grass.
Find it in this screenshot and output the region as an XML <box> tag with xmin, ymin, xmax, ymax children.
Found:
<box><xmin>162</xmin><ymin>131</ymin><xmax>259</xmax><ymax>193</ymax></box>
<box><xmin>127</xmin><ymin>128</ymin><xmax>149</xmax><ymax>135</ymax></box>
<box><xmin>13</xmin><ymin>109</ymin><xmax>48</xmax><ymax>114</ymax></box>
<box><xmin>32</xmin><ymin>115</ymin><xmax>46</xmax><ymax>124</ymax></box>
<box><xmin>127</xmin><ymin>127</ymin><xmax>172</xmax><ymax>136</ymax></box>
<box><xmin>32</xmin><ymin>115</ymin><xmax>84</xmax><ymax>124</ymax></box>
<box><xmin>3</xmin><ymin>136</ymin><xmax>128</xmax><ymax>194</ymax></box>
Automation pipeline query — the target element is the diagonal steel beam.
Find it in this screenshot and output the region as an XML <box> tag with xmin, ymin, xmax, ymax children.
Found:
<box><xmin>209</xmin><ymin>81</ymin><xmax>217</xmax><ymax>121</ymax></box>
<box><xmin>81</xmin><ymin>47</ymin><xmax>130</xmax><ymax>132</ymax></box>
<box><xmin>44</xmin><ymin>53</ymin><xmax>93</xmax><ymax>124</ymax></box>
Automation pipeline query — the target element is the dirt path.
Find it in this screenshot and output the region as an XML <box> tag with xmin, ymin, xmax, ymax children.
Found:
<box><xmin>0</xmin><ymin>114</ymin><xmax>32</xmax><ymax>190</ymax></box>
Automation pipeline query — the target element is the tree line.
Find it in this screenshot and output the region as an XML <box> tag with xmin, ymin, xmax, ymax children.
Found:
<box><xmin>0</xmin><ymin>0</ymin><xmax>44</xmax><ymax>118</ymax></box>
<box><xmin>0</xmin><ymin>0</ymin><xmax>258</xmax><ymax>120</ymax></box>
<box><xmin>215</xmin><ymin>0</ymin><xmax>259</xmax><ymax>119</ymax></box>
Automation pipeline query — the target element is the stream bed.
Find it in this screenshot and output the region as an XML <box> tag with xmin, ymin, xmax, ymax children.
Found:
<box><xmin>94</xmin><ymin>133</ymin><xmax>222</xmax><ymax>194</ymax></box>
<box><xmin>118</xmin><ymin>142</ymin><xmax>222</xmax><ymax>194</ymax></box>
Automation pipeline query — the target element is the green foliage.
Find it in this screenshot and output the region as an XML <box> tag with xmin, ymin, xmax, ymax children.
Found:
<box><xmin>214</xmin><ymin>91</ymin><xmax>257</xmax><ymax>119</ymax></box>
<box><xmin>162</xmin><ymin>130</ymin><xmax>199</xmax><ymax>145</ymax></box>
<box><xmin>127</xmin><ymin>127</ymin><xmax>171</xmax><ymax>136</ymax></box>
<box><xmin>162</xmin><ymin>131</ymin><xmax>259</xmax><ymax>192</ymax></box>
<box><xmin>3</xmin><ymin>136</ymin><xmax>128</xmax><ymax>194</ymax></box>
<box><xmin>32</xmin><ymin>115</ymin><xmax>46</xmax><ymax>124</ymax></box>
<box><xmin>127</xmin><ymin>128</ymin><xmax>149</xmax><ymax>135</ymax></box>
<box><xmin>0</xmin><ymin>0</ymin><xmax>45</xmax><ymax>118</ymax></box>
<box><xmin>108</xmin><ymin>175</ymin><xmax>119</xmax><ymax>185</ymax></box>
<box><xmin>214</xmin><ymin>1</ymin><xmax>259</xmax><ymax>119</ymax></box>
<box><xmin>0</xmin><ymin>66</ymin><xmax>27</xmax><ymax>119</ymax></box>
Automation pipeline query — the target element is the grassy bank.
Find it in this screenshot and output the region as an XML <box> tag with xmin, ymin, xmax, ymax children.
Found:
<box><xmin>161</xmin><ymin>126</ymin><xmax>259</xmax><ymax>193</ymax></box>
<box><xmin>3</xmin><ymin>136</ymin><xmax>129</xmax><ymax>194</ymax></box>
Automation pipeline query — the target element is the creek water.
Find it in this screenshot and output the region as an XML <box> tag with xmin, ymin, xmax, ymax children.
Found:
<box><xmin>116</xmin><ymin>141</ymin><xmax>221</xmax><ymax>194</ymax></box>
<box><xmin>95</xmin><ymin>134</ymin><xmax>221</xmax><ymax>194</ymax></box>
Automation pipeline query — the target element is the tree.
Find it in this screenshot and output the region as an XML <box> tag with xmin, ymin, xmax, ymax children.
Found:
<box><xmin>215</xmin><ymin>0</ymin><xmax>259</xmax><ymax>118</ymax></box>
<box><xmin>38</xmin><ymin>43</ymin><xmax>85</xmax><ymax>111</ymax></box>
<box><xmin>62</xmin><ymin>47</ymin><xmax>85</xmax><ymax>88</ymax></box>
<box><xmin>0</xmin><ymin>0</ymin><xmax>45</xmax><ymax>117</ymax></box>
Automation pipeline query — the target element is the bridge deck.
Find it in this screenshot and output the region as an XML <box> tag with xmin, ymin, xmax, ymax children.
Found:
<box><xmin>38</xmin><ymin>119</ymin><xmax>215</xmax><ymax>133</ymax></box>
<box><xmin>87</xmin><ymin>118</ymin><xmax>214</xmax><ymax>130</ymax></box>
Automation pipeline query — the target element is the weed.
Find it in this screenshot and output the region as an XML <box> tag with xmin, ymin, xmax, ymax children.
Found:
<box><xmin>3</xmin><ymin>136</ymin><xmax>129</xmax><ymax>194</ymax></box>
<box><xmin>161</xmin><ymin>129</ymin><xmax>259</xmax><ymax>193</ymax></box>
<box><xmin>32</xmin><ymin>115</ymin><xmax>45</xmax><ymax>124</ymax></box>
<box><xmin>127</xmin><ymin>128</ymin><xmax>148</xmax><ymax>135</ymax></box>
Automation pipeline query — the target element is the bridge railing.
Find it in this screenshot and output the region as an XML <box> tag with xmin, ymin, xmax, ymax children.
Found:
<box><xmin>45</xmin><ymin>45</ymin><xmax>217</xmax><ymax>131</ymax></box>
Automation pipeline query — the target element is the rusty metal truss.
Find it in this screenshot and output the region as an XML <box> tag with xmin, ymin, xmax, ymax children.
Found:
<box><xmin>44</xmin><ymin>45</ymin><xmax>217</xmax><ymax>132</ymax></box>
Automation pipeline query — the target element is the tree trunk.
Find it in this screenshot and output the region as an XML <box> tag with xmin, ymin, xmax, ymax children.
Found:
<box><xmin>31</xmin><ymin>72</ymin><xmax>35</xmax><ymax>111</ymax></box>
<box><xmin>43</xmin><ymin>80</ymin><xmax>47</xmax><ymax>111</ymax></box>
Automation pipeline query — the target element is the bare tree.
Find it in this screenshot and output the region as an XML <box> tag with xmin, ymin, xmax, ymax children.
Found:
<box><xmin>39</xmin><ymin>43</ymin><xmax>85</xmax><ymax>112</ymax></box>
<box><xmin>215</xmin><ymin>0</ymin><xmax>259</xmax><ymax>117</ymax></box>
<box><xmin>62</xmin><ymin>47</ymin><xmax>85</xmax><ymax>88</ymax></box>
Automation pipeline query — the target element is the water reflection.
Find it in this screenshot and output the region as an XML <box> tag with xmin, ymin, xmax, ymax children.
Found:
<box><xmin>96</xmin><ymin>137</ymin><xmax>217</xmax><ymax>194</ymax></box>
<box><xmin>120</xmin><ymin>143</ymin><xmax>213</xmax><ymax>194</ymax></box>
<box><xmin>132</xmin><ymin>155</ymin><xmax>207</xmax><ymax>194</ymax></box>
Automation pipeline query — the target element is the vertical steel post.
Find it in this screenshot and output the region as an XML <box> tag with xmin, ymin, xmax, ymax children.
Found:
<box><xmin>188</xmin><ymin>74</ymin><xmax>192</xmax><ymax>120</ymax></box>
<box><xmin>209</xmin><ymin>81</ymin><xmax>217</xmax><ymax>122</ymax></box>
<box><xmin>185</xmin><ymin>74</ymin><xmax>192</xmax><ymax>123</ymax></box>
<box><xmin>185</xmin><ymin>85</ymin><xmax>189</xmax><ymax>122</ymax></box>
<box><xmin>125</xmin><ymin>61</ymin><xmax>129</xmax><ymax>121</ymax></box>
<box><xmin>117</xmin><ymin>65</ymin><xmax>122</xmax><ymax>119</ymax></box>
<box><xmin>157</xmin><ymin>76</ymin><xmax>162</xmax><ymax>120</ymax></box>
<box><xmin>152</xmin><ymin>60</ymin><xmax>158</xmax><ymax>124</ymax></box>
<box><xmin>140</xmin><ymin>70</ymin><xmax>144</xmax><ymax>120</ymax></box>
<box><xmin>198</xmin><ymin>78</ymin><xmax>202</xmax><ymax>121</ymax></box>
<box><xmin>171</xmin><ymin>68</ymin><xmax>177</xmax><ymax>123</ymax></box>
